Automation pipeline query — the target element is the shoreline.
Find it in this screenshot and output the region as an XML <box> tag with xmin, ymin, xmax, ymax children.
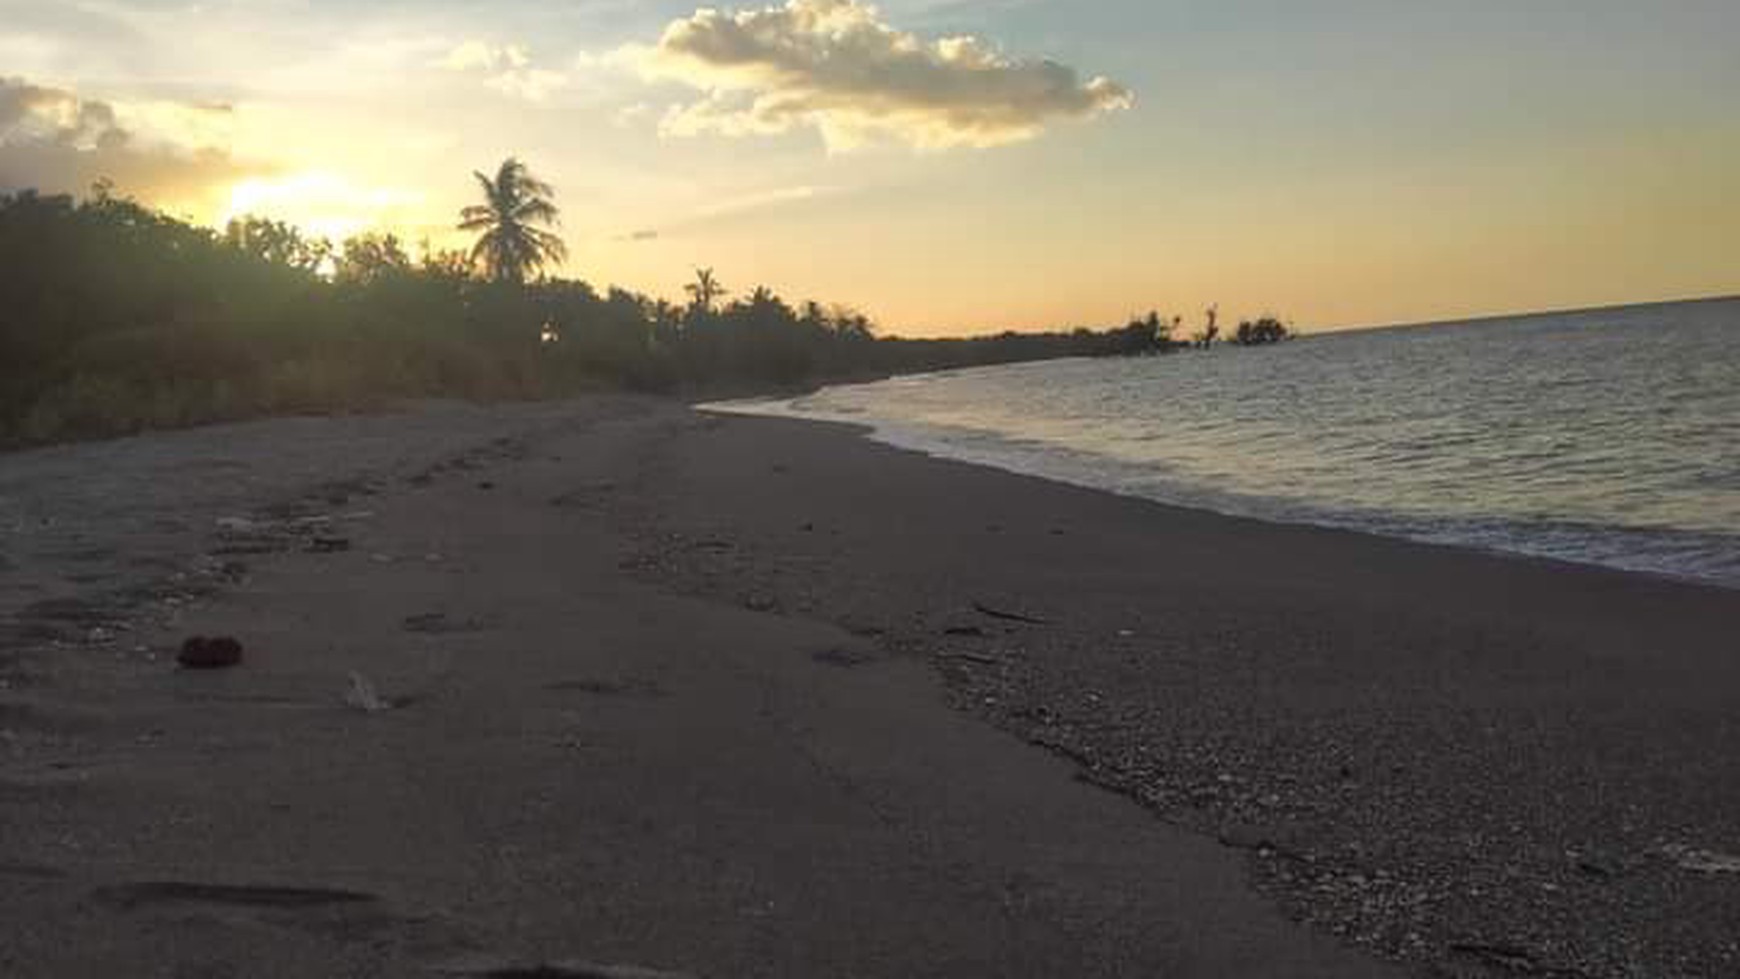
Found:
<box><xmin>703</xmin><ymin>345</ymin><xmax>1740</xmax><ymax>595</ymax></box>
<box><xmin>3</xmin><ymin>397</ymin><xmax>1736</xmax><ymax>976</ymax></box>
<box><xmin>711</xmin><ymin>399</ymin><xmax>1740</xmax><ymax>596</ymax></box>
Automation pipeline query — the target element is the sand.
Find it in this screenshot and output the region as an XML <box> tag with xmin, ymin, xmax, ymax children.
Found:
<box><xmin>1</xmin><ymin>396</ymin><xmax>1735</xmax><ymax>977</ymax></box>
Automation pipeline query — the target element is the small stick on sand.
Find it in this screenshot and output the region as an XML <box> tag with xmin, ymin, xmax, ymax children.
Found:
<box><xmin>972</xmin><ymin>601</ymin><xmax>1050</xmax><ymax>625</ymax></box>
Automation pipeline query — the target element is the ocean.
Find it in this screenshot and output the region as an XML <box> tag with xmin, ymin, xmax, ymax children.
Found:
<box><xmin>709</xmin><ymin>298</ymin><xmax>1740</xmax><ymax>589</ymax></box>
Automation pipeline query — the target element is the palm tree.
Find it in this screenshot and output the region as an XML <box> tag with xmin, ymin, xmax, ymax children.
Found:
<box><xmin>684</xmin><ymin>267</ymin><xmax>727</xmax><ymax>313</ymax></box>
<box><xmin>459</xmin><ymin>158</ymin><xmax>567</xmax><ymax>284</ymax></box>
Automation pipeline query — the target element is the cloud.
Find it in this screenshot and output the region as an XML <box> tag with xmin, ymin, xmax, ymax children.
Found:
<box><xmin>617</xmin><ymin>0</ymin><xmax>1132</xmax><ymax>150</ymax></box>
<box><xmin>439</xmin><ymin>40</ymin><xmax>524</xmax><ymax>73</ymax></box>
<box><xmin>0</xmin><ymin>76</ymin><xmax>251</xmax><ymax>206</ymax></box>
<box><xmin>438</xmin><ymin>41</ymin><xmax>568</xmax><ymax>102</ymax></box>
<box><xmin>612</xmin><ymin>101</ymin><xmax>653</xmax><ymax>128</ymax></box>
<box><xmin>696</xmin><ymin>183</ymin><xmax>832</xmax><ymax>218</ymax></box>
<box><xmin>618</xmin><ymin>183</ymin><xmax>836</xmax><ymax>243</ymax></box>
<box><xmin>0</xmin><ymin>76</ymin><xmax>125</xmax><ymax>150</ymax></box>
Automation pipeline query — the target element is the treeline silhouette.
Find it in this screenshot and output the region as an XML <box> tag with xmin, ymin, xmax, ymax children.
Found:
<box><xmin>1231</xmin><ymin>316</ymin><xmax>1290</xmax><ymax>346</ymax></box>
<box><xmin>0</xmin><ymin>183</ymin><xmax>1258</xmax><ymax>447</ymax></box>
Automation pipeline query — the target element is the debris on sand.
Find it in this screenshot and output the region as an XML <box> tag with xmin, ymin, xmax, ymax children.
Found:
<box><xmin>1218</xmin><ymin>821</ymin><xmax>1299</xmax><ymax>856</ymax></box>
<box><xmin>343</xmin><ymin>672</ymin><xmax>392</xmax><ymax>713</ymax></box>
<box><xmin>937</xmin><ymin>650</ymin><xmax>1002</xmax><ymax>666</ymax></box>
<box><xmin>972</xmin><ymin>601</ymin><xmax>1050</xmax><ymax>625</ymax></box>
<box><xmin>214</xmin><ymin>513</ymin><xmax>359</xmax><ymax>557</ymax></box>
<box><xmin>177</xmin><ymin>636</ymin><xmax>243</xmax><ymax>670</ymax></box>
<box><xmin>1448</xmin><ymin>942</ymin><xmax>1542</xmax><ymax>973</ymax></box>
<box><xmin>1660</xmin><ymin>843</ymin><xmax>1740</xmax><ymax>874</ymax></box>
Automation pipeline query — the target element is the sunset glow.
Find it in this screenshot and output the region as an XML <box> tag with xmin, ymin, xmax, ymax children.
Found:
<box><xmin>221</xmin><ymin>172</ymin><xmax>426</xmax><ymax>246</ymax></box>
<box><xmin>3</xmin><ymin>0</ymin><xmax>1736</xmax><ymax>334</ymax></box>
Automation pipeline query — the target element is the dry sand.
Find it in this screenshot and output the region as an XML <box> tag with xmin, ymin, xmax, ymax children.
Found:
<box><xmin>1</xmin><ymin>396</ymin><xmax>1735</xmax><ymax>977</ymax></box>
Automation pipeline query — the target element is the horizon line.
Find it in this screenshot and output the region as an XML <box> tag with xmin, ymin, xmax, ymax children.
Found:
<box><xmin>1323</xmin><ymin>292</ymin><xmax>1740</xmax><ymax>339</ymax></box>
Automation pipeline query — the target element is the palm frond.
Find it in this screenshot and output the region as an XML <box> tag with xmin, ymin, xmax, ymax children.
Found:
<box><xmin>511</xmin><ymin>199</ymin><xmax>560</xmax><ymax>225</ymax></box>
<box><xmin>516</xmin><ymin>175</ymin><xmax>556</xmax><ymax>201</ymax></box>
<box><xmin>459</xmin><ymin>157</ymin><xmax>568</xmax><ymax>283</ymax></box>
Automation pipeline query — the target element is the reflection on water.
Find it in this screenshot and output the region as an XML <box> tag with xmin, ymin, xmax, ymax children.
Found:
<box><xmin>712</xmin><ymin>298</ymin><xmax>1740</xmax><ymax>588</ymax></box>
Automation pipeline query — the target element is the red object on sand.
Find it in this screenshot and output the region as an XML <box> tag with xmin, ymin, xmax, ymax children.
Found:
<box><xmin>177</xmin><ymin>636</ymin><xmax>244</xmax><ymax>669</ymax></box>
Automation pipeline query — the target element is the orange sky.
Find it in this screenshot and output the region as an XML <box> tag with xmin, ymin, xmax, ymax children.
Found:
<box><xmin>3</xmin><ymin>0</ymin><xmax>1737</xmax><ymax>336</ymax></box>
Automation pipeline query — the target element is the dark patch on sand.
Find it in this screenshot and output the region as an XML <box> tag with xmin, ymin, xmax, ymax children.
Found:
<box><xmin>546</xmin><ymin>678</ymin><xmax>666</xmax><ymax>699</ymax></box>
<box><xmin>17</xmin><ymin>596</ymin><xmax>118</xmax><ymax>628</ymax></box>
<box><xmin>402</xmin><ymin>612</ymin><xmax>498</xmax><ymax>634</ymax></box>
<box><xmin>435</xmin><ymin>957</ymin><xmax>696</xmax><ymax>979</ymax></box>
<box><xmin>0</xmin><ymin>700</ymin><xmax>105</xmax><ymax>736</ymax></box>
<box><xmin>0</xmin><ymin>861</ymin><xmax>68</xmax><ymax>880</ymax></box>
<box><xmin>92</xmin><ymin>881</ymin><xmax>378</xmax><ymax>911</ymax></box>
<box><xmin>811</xmin><ymin>647</ymin><xmax>880</xmax><ymax>668</ymax></box>
<box><xmin>45</xmin><ymin>545</ymin><xmax>122</xmax><ymax>564</ymax></box>
<box><xmin>549</xmin><ymin>483</ymin><xmax>618</xmax><ymax>510</ymax></box>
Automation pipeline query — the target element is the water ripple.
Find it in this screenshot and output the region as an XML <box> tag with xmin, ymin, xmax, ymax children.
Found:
<box><xmin>714</xmin><ymin>299</ymin><xmax>1740</xmax><ymax>589</ymax></box>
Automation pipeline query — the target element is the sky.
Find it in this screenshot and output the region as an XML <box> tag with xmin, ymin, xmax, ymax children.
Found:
<box><xmin>3</xmin><ymin>0</ymin><xmax>1737</xmax><ymax>336</ymax></box>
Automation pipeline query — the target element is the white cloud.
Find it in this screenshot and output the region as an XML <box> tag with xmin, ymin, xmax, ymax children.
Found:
<box><xmin>612</xmin><ymin>101</ymin><xmax>653</xmax><ymax>128</ymax></box>
<box><xmin>697</xmin><ymin>183</ymin><xmax>834</xmax><ymax>218</ymax></box>
<box><xmin>439</xmin><ymin>40</ymin><xmax>520</xmax><ymax>73</ymax></box>
<box><xmin>485</xmin><ymin>67</ymin><xmax>567</xmax><ymax>101</ymax></box>
<box><xmin>0</xmin><ymin>76</ymin><xmax>250</xmax><ymax>203</ymax></box>
<box><xmin>438</xmin><ymin>41</ymin><xmax>568</xmax><ymax>102</ymax></box>
<box><xmin>616</xmin><ymin>0</ymin><xmax>1132</xmax><ymax>151</ymax></box>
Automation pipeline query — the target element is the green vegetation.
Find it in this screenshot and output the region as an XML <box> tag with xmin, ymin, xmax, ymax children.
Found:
<box><xmin>0</xmin><ymin>164</ymin><xmax>1259</xmax><ymax>448</ymax></box>
<box><xmin>459</xmin><ymin>158</ymin><xmax>567</xmax><ymax>285</ymax></box>
<box><xmin>1231</xmin><ymin>316</ymin><xmax>1291</xmax><ymax>345</ymax></box>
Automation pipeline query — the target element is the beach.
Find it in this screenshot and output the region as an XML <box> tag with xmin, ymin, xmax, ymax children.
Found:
<box><xmin>2</xmin><ymin>396</ymin><xmax>1736</xmax><ymax>977</ymax></box>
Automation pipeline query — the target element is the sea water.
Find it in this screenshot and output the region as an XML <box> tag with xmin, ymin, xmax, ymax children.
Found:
<box><xmin>710</xmin><ymin>298</ymin><xmax>1740</xmax><ymax>588</ymax></box>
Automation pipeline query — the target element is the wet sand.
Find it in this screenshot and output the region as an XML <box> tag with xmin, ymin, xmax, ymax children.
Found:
<box><xmin>2</xmin><ymin>397</ymin><xmax>1736</xmax><ymax>977</ymax></box>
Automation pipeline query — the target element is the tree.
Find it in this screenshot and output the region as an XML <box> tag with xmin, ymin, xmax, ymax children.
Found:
<box><xmin>684</xmin><ymin>267</ymin><xmax>727</xmax><ymax>313</ymax></box>
<box><xmin>1109</xmin><ymin>309</ymin><xmax>1174</xmax><ymax>355</ymax></box>
<box><xmin>1232</xmin><ymin>316</ymin><xmax>1290</xmax><ymax>345</ymax></box>
<box><xmin>458</xmin><ymin>158</ymin><xmax>567</xmax><ymax>284</ymax></box>
<box><xmin>336</xmin><ymin>232</ymin><xmax>412</xmax><ymax>284</ymax></box>
<box><xmin>745</xmin><ymin>285</ymin><xmax>783</xmax><ymax>313</ymax></box>
<box><xmin>418</xmin><ymin>240</ymin><xmax>474</xmax><ymax>283</ymax></box>
<box><xmin>829</xmin><ymin>305</ymin><xmax>875</xmax><ymax>342</ymax></box>
<box><xmin>224</xmin><ymin>216</ymin><xmax>331</xmax><ymax>274</ymax></box>
<box><xmin>1189</xmin><ymin>305</ymin><xmax>1221</xmax><ymax>349</ymax></box>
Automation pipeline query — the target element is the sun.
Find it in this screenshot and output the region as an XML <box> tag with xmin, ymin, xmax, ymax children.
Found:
<box><xmin>220</xmin><ymin>171</ymin><xmax>427</xmax><ymax>243</ymax></box>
